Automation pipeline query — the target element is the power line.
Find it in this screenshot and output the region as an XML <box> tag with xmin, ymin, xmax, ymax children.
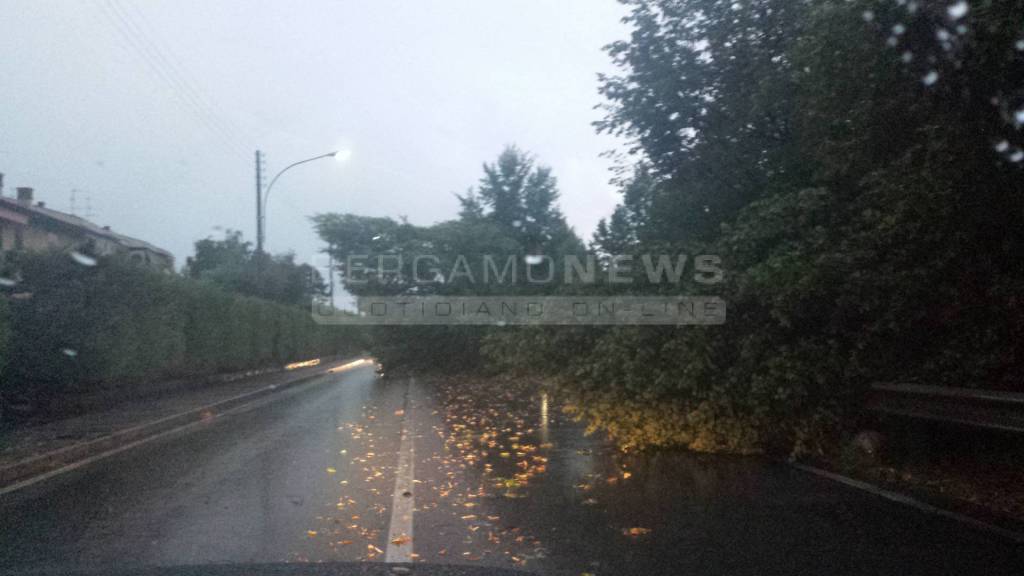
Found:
<box><xmin>93</xmin><ymin>0</ymin><xmax>249</xmax><ymax>157</ymax></box>
<box><xmin>103</xmin><ymin>0</ymin><xmax>242</xmax><ymax>152</ymax></box>
<box><xmin>96</xmin><ymin>0</ymin><xmax>230</xmax><ymax>146</ymax></box>
<box><xmin>111</xmin><ymin>0</ymin><xmax>245</xmax><ymax>153</ymax></box>
<box><xmin>116</xmin><ymin>0</ymin><xmax>256</xmax><ymax>148</ymax></box>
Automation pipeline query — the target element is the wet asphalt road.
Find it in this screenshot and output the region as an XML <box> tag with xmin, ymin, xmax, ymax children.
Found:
<box><xmin>1</xmin><ymin>366</ymin><xmax>1021</xmax><ymax>575</ymax></box>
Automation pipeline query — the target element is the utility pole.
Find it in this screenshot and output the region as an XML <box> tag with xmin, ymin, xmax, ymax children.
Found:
<box><xmin>255</xmin><ymin>150</ymin><xmax>264</xmax><ymax>256</ymax></box>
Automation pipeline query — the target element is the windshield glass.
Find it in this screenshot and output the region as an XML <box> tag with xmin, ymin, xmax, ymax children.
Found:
<box><xmin>2</xmin><ymin>1</ymin><xmax>1023</xmax><ymax>575</ymax></box>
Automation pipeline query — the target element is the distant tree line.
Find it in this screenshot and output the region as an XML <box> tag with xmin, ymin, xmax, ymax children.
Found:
<box><xmin>312</xmin><ymin>146</ymin><xmax>587</xmax><ymax>369</ymax></box>
<box><xmin>185</xmin><ymin>229</ymin><xmax>327</xmax><ymax>309</ymax></box>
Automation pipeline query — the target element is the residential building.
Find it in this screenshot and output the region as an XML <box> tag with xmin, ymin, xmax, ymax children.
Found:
<box><xmin>0</xmin><ymin>174</ymin><xmax>174</xmax><ymax>271</ymax></box>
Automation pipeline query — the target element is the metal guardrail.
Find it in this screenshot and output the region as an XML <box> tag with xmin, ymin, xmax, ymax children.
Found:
<box><xmin>866</xmin><ymin>383</ymin><xmax>1024</xmax><ymax>433</ymax></box>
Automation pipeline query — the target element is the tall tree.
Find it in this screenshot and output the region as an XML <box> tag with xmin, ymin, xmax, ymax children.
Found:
<box><xmin>186</xmin><ymin>230</ymin><xmax>326</xmax><ymax>307</ymax></box>
<box><xmin>490</xmin><ymin>0</ymin><xmax>1024</xmax><ymax>455</ymax></box>
<box><xmin>596</xmin><ymin>0</ymin><xmax>809</xmax><ymax>245</ymax></box>
<box><xmin>314</xmin><ymin>148</ymin><xmax>584</xmax><ymax>369</ymax></box>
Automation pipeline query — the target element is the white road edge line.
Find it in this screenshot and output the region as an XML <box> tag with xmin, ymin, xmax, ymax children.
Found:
<box><xmin>385</xmin><ymin>377</ymin><xmax>415</xmax><ymax>563</ymax></box>
<box><xmin>791</xmin><ymin>462</ymin><xmax>1024</xmax><ymax>544</ymax></box>
<box><xmin>0</xmin><ymin>365</ymin><xmax>360</xmax><ymax>498</ymax></box>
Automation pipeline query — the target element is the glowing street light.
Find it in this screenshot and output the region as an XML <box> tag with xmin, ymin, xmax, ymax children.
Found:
<box><xmin>333</xmin><ymin>149</ymin><xmax>353</xmax><ymax>163</ymax></box>
<box><xmin>256</xmin><ymin>149</ymin><xmax>347</xmax><ymax>256</ymax></box>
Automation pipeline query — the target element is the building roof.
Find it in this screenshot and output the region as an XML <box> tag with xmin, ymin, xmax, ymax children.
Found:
<box><xmin>0</xmin><ymin>195</ymin><xmax>174</xmax><ymax>260</ymax></box>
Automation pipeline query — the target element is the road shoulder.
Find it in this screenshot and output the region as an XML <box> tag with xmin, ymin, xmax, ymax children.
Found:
<box><xmin>0</xmin><ymin>357</ymin><xmax>372</xmax><ymax>493</ymax></box>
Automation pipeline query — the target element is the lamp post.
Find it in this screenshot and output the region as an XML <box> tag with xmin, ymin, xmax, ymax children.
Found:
<box><xmin>255</xmin><ymin>149</ymin><xmax>345</xmax><ymax>256</ymax></box>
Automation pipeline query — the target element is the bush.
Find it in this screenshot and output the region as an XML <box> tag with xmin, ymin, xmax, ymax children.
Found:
<box><xmin>0</xmin><ymin>251</ymin><xmax>364</xmax><ymax>410</ymax></box>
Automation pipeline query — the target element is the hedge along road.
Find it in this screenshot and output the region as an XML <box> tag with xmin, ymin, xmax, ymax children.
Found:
<box><xmin>0</xmin><ymin>367</ymin><xmax>1021</xmax><ymax>575</ymax></box>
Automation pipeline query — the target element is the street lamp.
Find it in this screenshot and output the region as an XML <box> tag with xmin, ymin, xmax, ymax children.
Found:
<box><xmin>255</xmin><ymin>149</ymin><xmax>348</xmax><ymax>256</ymax></box>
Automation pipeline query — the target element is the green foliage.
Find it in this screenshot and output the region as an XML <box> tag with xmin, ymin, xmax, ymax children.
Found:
<box><xmin>303</xmin><ymin>1</ymin><xmax>1024</xmax><ymax>458</ymax></box>
<box><xmin>313</xmin><ymin>146</ymin><xmax>586</xmax><ymax>371</ymax></box>
<box><xmin>0</xmin><ymin>251</ymin><xmax>363</xmax><ymax>408</ymax></box>
<box><xmin>485</xmin><ymin>0</ymin><xmax>1024</xmax><ymax>457</ymax></box>
<box><xmin>186</xmin><ymin>229</ymin><xmax>327</xmax><ymax>308</ymax></box>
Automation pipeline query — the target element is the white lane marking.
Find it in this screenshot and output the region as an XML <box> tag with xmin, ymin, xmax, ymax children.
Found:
<box><xmin>791</xmin><ymin>463</ymin><xmax>1024</xmax><ymax>544</ymax></box>
<box><xmin>385</xmin><ymin>378</ymin><xmax>415</xmax><ymax>563</ymax></box>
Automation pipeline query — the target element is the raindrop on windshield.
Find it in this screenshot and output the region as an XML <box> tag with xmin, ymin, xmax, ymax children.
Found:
<box><xmin>0</xmin><ymin>277</ymin><xmax>17</xmax><ymax>287</ymax></box>
<box><xmin>922</xmin><ymin>70</ymin><xmax>939</xmax><ymax>86</ymax></box>
<box><xmin>946</xmin><ymin>1</ymin><xmax>969</xmax><ymax>20</ymax></box>
<box><xmin>70</xmin><ymin>251</ymin><xmax>98</xmax><ymax>267</ymax></box>
<box><xmin>61</xmin><ymin>348</ymin><xmax>78</xmax><ymax>358</ymax></box>
<box><xmin>994</xmin><ymin>140</ymin><xmax>1010</xmax><ymax>153</ymax></box>
<box><xmin>524</xmin><ymin>255</ymin><xmax>544</xmax><ymax>265</ymax></box>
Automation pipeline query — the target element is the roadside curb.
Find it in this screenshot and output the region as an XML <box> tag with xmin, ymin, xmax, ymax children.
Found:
<box><xmin>0</xmin><ymin>357</ymin><xmax>372</xmax><ymax>494</ymax></box>
<box><xmin>791</xmin><ymin>462</ymin><xmax>1024</xmax><ymax>545</ymax></box>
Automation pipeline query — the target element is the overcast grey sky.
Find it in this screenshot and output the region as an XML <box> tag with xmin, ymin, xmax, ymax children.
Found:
<box><xmin>0</xmin><ymin>0</ymin><xmax>628</xmax><ymax>269</ymax></box>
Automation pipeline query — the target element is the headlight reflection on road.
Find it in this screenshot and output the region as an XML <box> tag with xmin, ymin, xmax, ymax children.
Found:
<box><xmin>327</xmin><ymin>358</ymin><xmax>373</xmax><ymax>374</ymax></box>
<box><xmin>285</xmin><ymin>358</ymin><xmax>321</xmax><ymax>370</ymax></box>
<box><xmin>540</xmin><ymin>393</ymin><xmax>549</xmax><ymax>444</ymax></box>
